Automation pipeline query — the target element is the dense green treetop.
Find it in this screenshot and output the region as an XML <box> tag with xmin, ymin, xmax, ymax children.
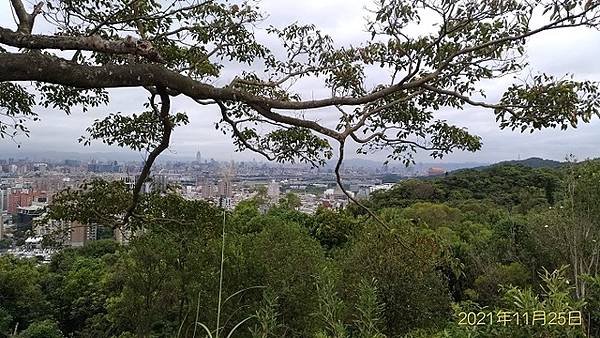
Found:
<box><xmin>4</xmin><ymin>161</ymin><xmax>600</xmax><ymax>336</ymax></box>
<box><xmin>370</xmin><ymin>163</ymin><xmax>562</xmax><ymax>210</ymax></box>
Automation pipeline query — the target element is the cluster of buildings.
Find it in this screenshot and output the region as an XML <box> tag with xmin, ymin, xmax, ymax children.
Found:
<box><xmin>0</xmin><ymin>154</ymin><xmax>453</xmax><ymax>259</ymax></box>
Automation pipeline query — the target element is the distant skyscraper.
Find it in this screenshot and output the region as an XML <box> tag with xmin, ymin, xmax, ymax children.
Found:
<box><xmin>201</xmin><ymin>183</ymin><xmax>214</xmax><ymax>199</ymax></box>
<box><xmin>196</xmin><ymin>176</ymin><xmax>208</xmax><ymax>187</ymax></box>
<box><xmin>114</xmin><ymin>226</ymin><xmax>132</xmax><ymax>245</ymax></box>
<box><xmin>217</xmin><ymin>161</ymin><xmax>235</xmax><ymax>199</ymax></box>
<box><xmin>152</xmin><ymin>175</ymin><xmax>169</xmax><ymax>192</ymax></box>
<box><xmin>217</xmin><ymin>179</ymin><xmax>233</xmax><ymax>198</ymax></box>
<box><xmin>196</xmin><ymin>151</ymin><xmax>202</xmax><ymax>163</ymax></box>
<box><xmin>267</xmin><ymin>180</ymin><xmax>280</xmax><ymax>200</ymax></box>
<box><xmin>219</xmin><ymin>196</ymin><xmax>233</xmax><ymax>209</ymax></box>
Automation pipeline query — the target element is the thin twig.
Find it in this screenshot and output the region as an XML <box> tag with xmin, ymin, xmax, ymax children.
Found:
<box><xmin>334</xmin><ymin>141</ymin><xmax>415</xmax><ymax>254</ymax></box>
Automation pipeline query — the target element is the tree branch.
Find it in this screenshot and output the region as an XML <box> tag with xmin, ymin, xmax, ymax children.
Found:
<box><xmin>122</xmin><ymin>87</ymin><xmax>173</xmax><ymax>226</ymax></box>
<box><xmin>9</xmin><ymin>0</ymin><xmax>43</xmax><ymax>34</ymax></box>
<box><xmin>334</xmin><ymin>141</ymin><xmax>415</xmax><ymax>253</ymax></box>
<box><xmin>0</xmin><ymin>52</ymin><xmax>437</xmax><ymax>110</ymax></box>
<box><xmin>0</xmin><ymin>28</ymin><xmax>164</xmax><ymax>62</ymax></box>
<box><xmin>421</xmin><ymin>84</ymin><xmax>516</xmax><ymax>113</ymax></box>
<box><xmin>215</xmin><ymin>100</ymin><xmax>275</xmax><ymax>161</ymax></box>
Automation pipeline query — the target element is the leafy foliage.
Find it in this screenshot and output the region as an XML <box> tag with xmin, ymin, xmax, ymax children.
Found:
<box><xmin>370</xmin><ymin>164</ymin><xmax>561</xmax><ymax>210</ymax></box>
<box><xmin>80</xmin><ymin>110</ymin><xmax>189</xmax><ymax>151</ymax></box>
<box><xmin>17</xmin><ymin>319</ymin><xmax>64</xmax><ymax>338</ymax></box>
<box><xmin>2</xmin><ymin>0</ymin><xmax>599</xmax><ymax>168</ymax></box>
<box><xmin>0</xmin><ymin>82</ymin><xmax>36</xmax><ymax>142</ymax></box>
<box><xmin>44</xmin><ymin>179</ymin><xmax>131</xmax><ymax>228</ymax></box>
<box><xmin>341</xmin><ymin>219</ymin><xmax>452</xmax><ymax>336</ymax></box>
<box><xmin>497</xmin><ymin>75</ymin><xmax>600</xmax><ymax>131</ymax></box>
<box><xmin>35</xmin><ymin>84</ymin><xmax>109</xmax><ymax>115</ymax></box>
<box><xmin>4</xmin><ymin>160</ymin><xmax>600</xmax><ymax>336</ymax></box>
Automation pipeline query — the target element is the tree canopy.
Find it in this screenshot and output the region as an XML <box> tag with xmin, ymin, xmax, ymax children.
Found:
<box><xmin>1</xmin><ymin>0</ymin><xmax>600</xmax><ymax>225</ymax></box>
<box><xmin>3</xmin><ymin>160</ymin><xmax>600</xmax><ymax>337</ymax></box>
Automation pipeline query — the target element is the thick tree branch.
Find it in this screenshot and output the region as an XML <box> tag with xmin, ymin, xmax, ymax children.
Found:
<box><xmin>0</xmin><ymin>28</ymin><xmax>164</xmax><ymax>62</ymax></box>
<box><xmin>9</xmin><ymin>0</ymin><xmax>43</xmax><ymax>34</ymax></box>
<box><xmin>1</xmin><ymin>2</ymin><xmax>598</xmax><ymax>112</ymax></box>
<box><xmin>0</xmin><ymin>52</ymin><xmax>437</xmax><ymax>110</ymax></box>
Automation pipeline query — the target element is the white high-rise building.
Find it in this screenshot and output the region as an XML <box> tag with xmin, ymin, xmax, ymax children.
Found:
<box><xmin>0</xmin><ymin>189</ymin><xmax>6</xmax><ymax>212</ymax></box>
<box><xmin>267</xmin><ymin>180</ymin><xmax>280</xmax><ymax>200</ymax></box>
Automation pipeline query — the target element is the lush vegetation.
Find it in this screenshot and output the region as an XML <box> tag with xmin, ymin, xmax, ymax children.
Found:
<box><xmin>2</xmin><ymin>0</ymin><xmax>600</xmax><ymax>336</ymax></box>
<box><xmin>2</xmin><ymin>160</ymin><xmax>600</xmax><ymax>337</ymax></box>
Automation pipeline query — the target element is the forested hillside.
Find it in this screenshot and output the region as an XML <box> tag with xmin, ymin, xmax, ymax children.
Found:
<box><xmin>2</xmin><ymin>0</ymin><xmax>600</xmax><ymax>336</ymax></box>
<box><xmin>2</xmin><ymin>159</ymin><xmax>599</xmax><ymax>337</ymax></box>
<box><xmin>370</xmin><ymin>162</ymin><xmax>561</xmax><ymax>209</ymax></box>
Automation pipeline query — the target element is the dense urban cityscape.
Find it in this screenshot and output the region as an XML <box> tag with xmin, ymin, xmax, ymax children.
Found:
<box><xmin>0</xmin><ymin>152</ymin><xmax>465</xmax><ymax>260</ymax></box>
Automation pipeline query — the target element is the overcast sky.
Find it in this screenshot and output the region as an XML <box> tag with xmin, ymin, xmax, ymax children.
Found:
<box><xmin>1</xmin><ymin>0</ymin><xmax>599</xmax><ymax>164</ymax></box>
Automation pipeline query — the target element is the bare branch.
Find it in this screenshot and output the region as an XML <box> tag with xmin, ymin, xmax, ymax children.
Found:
<box><xmin>9</xmin><ymin>0</ymin><xmax>43</xmax><ymax>34</ymax></box>
<box><xmin>122</xmin><ymin>87</ymin><xmax>173</xmax><ymax>226</ymax></box>
<box><xmin>421</xmin><ymin>84</ymin><xmax>516</xmax><ymax>112</ymax></box>
<box><xmin>216</xmin><ymin>101</ymin><xmax>275</xmax><ymax>162</ymax></box>
<box><xmin>334</xmin><ymin>141</ymin><xmax>416</xmax><ymax>253</ymax></box>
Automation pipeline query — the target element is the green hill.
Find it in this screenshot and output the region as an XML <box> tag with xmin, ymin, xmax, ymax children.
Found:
<box><xmin>462</xmin><ymin>157</ymin><xmax>564</xmax><ymax>172</ymax></box>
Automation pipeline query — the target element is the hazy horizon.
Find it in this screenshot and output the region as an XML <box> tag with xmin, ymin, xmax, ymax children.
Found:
<box><xmin>0</xmin><ymin>149</ymin><xmax>582</xmax><ymax>168</ymax></box>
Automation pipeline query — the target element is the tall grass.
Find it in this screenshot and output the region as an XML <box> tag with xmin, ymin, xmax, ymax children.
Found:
<box><xmin>186</xmin><ymin>209</ymin><xmax>259</xmax><ymax>338</ymax></box>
